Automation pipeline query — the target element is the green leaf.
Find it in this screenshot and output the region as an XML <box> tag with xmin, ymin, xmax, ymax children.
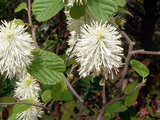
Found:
<box><xmin>124</xmin><ymin>81</ymin><xmax>139</xmax><ymax>107</ymax></box>
<box><xmin>130</xmin><ymin>59</ymin><xmax>149</xmax><ymax>78</ymax></box>
<box><xmin>15</xmin><ymin>2</ymin><xmax>27</xmax><ymax>13</ymax></box>
<box><xmin>51</xmin><ymin>79</ymin><xmax>67</xmax><ymax>101</ymax></box>
<box><xmin>8</xmin><ymin>114</ymin><xmax>18</xmax><ymax>120</ymax></box>
<box><xmin>118</xmin><ymin>7</ymin><xmax>133</xmax><ymax>17</ymax></box>
<box><xmin>62</xmin><ymin>90</ymin><xmax>73</xmax><ymax>101</ymax></box>
<box><xmin>13</xmin><ymin>19</ymin><xmax>25</xmax><ymax>26</ymax></box>
<box><xmin>70</xmin><ymin>4</ymin><xmax>85</xmax><ymax>19</ymax></box>
<box><xmin>116</xmin><ymin>0</ymin><xmax>126</xmax><ymax>7</ymax></box>
<box><xmin>87</xmin><ymin>0</ymin><xmax>118</xmax><ymax>22</ymax></box>
<box><xmin>42</xmin><ymin>90</ymin><xmax>52</xmax><ymax>103</ymax></box>
<box><xmin>10</xmin><ymin>19</ymin><xmax>25</xmax><ymax>27</ymax></box>
<box><xmin>32</xmin><ymin>0</ymin><xmax>65</xmax><ymax>22</ymax></box>
<box><xmin>28</xmin><ymin>49</ymin><xmax>66</xmax><ymax>85</ymax></box>
<box><xmin>12</xmin><ymin>99</ymin><xmax>33</xmax><ymax>114</ymax></box>
<box><xmin>0</xmin><ymin>96</ymin><xmax>16</xmax><ymax>103</ymax></box>
<box><xmin>107</xmin><ymin>101</ymin><xmax>127</xmax><ymax>113</ymax></box>
<box><xmin>61</xmin><ymin>100</ymin><xmax>75</xmax><ymax>120</ymax></box>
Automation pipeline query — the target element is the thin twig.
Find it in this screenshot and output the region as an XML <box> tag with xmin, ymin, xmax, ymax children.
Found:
<box><xmin>27</xmin><ymin>0</ymin><xmax>39</xmax><ymax>48</ymax></box>
<box><xmin>132</xmin><ymin>49</ymin><xmax>160</xmax><ymax>55</ymax></box>
<box><xmin>0</xmin><ymin>102</ymin><xmax>50</xmax><ymax>110</ymax></box>
<box><xmin>63</xmin><ymin>74</ymin><xmax>84</xmax><ymax>119</ymax></box>
<box><xmin>32</xmin><ymin>25</ymin><xmax>39</xmax><ymax>48</ymax></box>
<box><xmin>119</xmin><ymin>31</ymin><xmax>135</xmax><ymax>91</ymax></box>
<box><xmin>27</xmin><ymin>0</ymin><xmax>32</xmax><ymax>26</ymax></box>
<box><xmin>119</xmin><ymin>30</ymin><xmax>133</xmax><ymax>44</ymax></box>
<box><xmin>102</xmin><ymin>82</ymin><xmax>106</xmax><ymax>105</ymax></box>
<box><xmin>62</xmin><ymin>74</ymin><xmax>84</xmax><ymax>104</ymax></box>
<box><xmin>69</xmin><ymin>64</ymin><xmax>78</xmax><ymax>75</ymax></box>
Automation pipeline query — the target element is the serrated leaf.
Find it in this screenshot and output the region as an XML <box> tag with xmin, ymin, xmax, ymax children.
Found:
<box><xmin>107</xmin><ymin>101</ymin><xmax>127</xmax><ymax>113</ymax></box>
<box><xmin>62</xmin><ymin>90</ymin><xmax>73</xmax><ymax>101</ymax></box>
<box><xmin>51</xmin><ymin>79</ymin><xmax>67</xmax><ymax>101</ymax></box>
<box><xmin>70</xmin><ymin>4</ymin><xmax>85</xmax><ymax>19</ymax></box>
<box><xmin>15</xmin><ymin>2</ymin><xmax>27</xmax><ymax>13</ymax></box>
<box><xmin>42</xmin><ymin>90</ymin><xmax>52</xmax><ymax>103</ymax></box>
<box><xmin>124</xmin><ymin>81</ymin><xmax>139</xmax><ymax>107</ymax></box>
<box><xmin>28</xmin><ymin>49</ymin><xmax>66</xmax><ymax>85</ymax></box>
<box><xmin>130</xmin><ymin>59</ymin><xmax>149</xmax><ymax>78</ymax></box>
<box><xmin>118</xmin><ymin>7</ymin><xmax>133</xmax><ymax>17</ymax></box>
<box><xmin>32</xmin><ymin>0</ymin><xmax>65</xmax><ymax>22</ymax></box>
<box><xmin>87</xmin><ymin>0</ymin><xmax>118</xmax><ymax>22</ymax></box>
<box><xmin>116</xmin><ymin>0</ymin><xmax>126</xmax><ymax>7</ymax></box>
<box><xmin>61</xmin><ymin>100</ymin><xmax>75</xmax><ymax>120</ymax></box>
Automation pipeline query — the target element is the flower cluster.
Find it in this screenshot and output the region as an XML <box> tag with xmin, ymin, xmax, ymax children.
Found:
<box><xmin>14</xmin><ymin>73</ymin><xmax>43</xmax><ymax>120</ymax></box>
<box><xmin>0</xmin><ymin>20</ymin><xmax>34</xmax><ymax>79</ymax></box>
<box><xmin>66</xmin><ymin>20</ymin><xmax>123</xmax><ymax>79</ymax></box>
<box><xmin>0</xmin><ymin>20</ymin><xmax>43</xmax><ymax>120</ymax></box>
<box><xmin>76</xmin><ymin>21</ymin><xmax>123</xmax><ymax>78</ymax></box>
<box><xmin>14</xmin><ymin>73</ymin><xmax>40</xmax><ymax>100</ymax></box>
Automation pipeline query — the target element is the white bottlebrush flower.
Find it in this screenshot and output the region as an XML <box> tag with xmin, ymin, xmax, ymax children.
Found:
<box><xmin>14</xmin><ymin>73</ymin><xmax>40</xmax><ymax>100</ymax></box>
<box><xmin>0</xmin><ymin>20</ymin><xmax>34</xmax><ymax>79</ymax></box>
<box><xmin>16</xmin><ymin>98</ymin><xmax>43</xmax><ymax>120</ymax></box>
<box><xmin>75</xmin><ymin>21</ymin><xmax>123</xmax><ymax>78</ymax></box>
<box><xmin>63</xmin><ymin>0</ymin><xmax>84</xmax><ymax>6</ymax></box>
